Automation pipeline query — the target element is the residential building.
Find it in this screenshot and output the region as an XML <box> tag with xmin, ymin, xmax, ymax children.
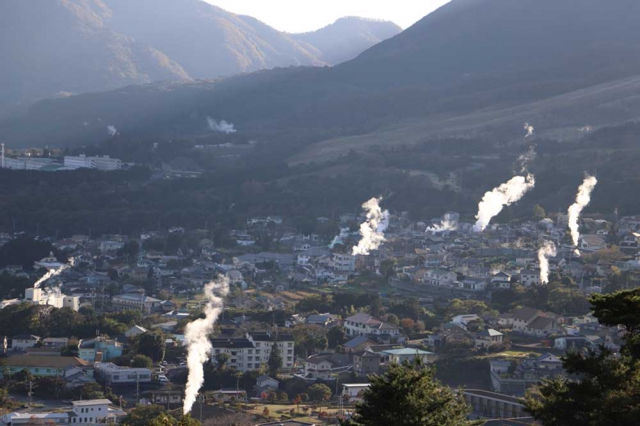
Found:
<box><xmin>112</xmin><ymin>293</ymin><xmax>162</xmax><ymax>314</ymax></box>
<box><xmin>523</xmin><ymin>316</ymin><xmax>558</xmax><ymax>337</ymax></box>
<box><xmin>0</xmin><ymin>355</ymin><xmax>90</xmax><ymax>379</ymax></box>
<box><xmin>491</xmin><ymin>271</ymin><xmax>512</xmax><ymax>289</ymax></box>
<box><xmin>380</xmin><ymin>348</ymin><xmax>435</xmax><ymax>365</ymax></box>
<box><xmin>305</xmin><ymin>313</ymin><xmax>340</xmax><ymax>328</ymax></box>
<box><xmin>0</xmin><ymin>399</ymin><xmax>125</xmax><ymax>425</ymax></box>
<box><xmin>255</xmin><ymin>375</ymin><xmax>279</xmax><ymax>396</ymax></box>
<box><xmin>332</xmin><ymin>253</ymin><xmax>356</xmax><ymax>272</ymax></box>
<box><xmin>211</xmin><ymin>332</ymin><xmax>295</xmax><ymax>372</ymax></box>
<box><xmin>125</xmin><ymin>325</ymin><xmax>148</xmax><ymax>338</ymax></box>
<box><xmin>520</xmin><ymin>269</ymin><xmax>541</xmax><ymax>287</ymax></box>
<box><xmin>353</xmin><ymin>349</ymin><xmax>381</xmax><ymax>376</ymax></box>
<box><xmin>94</xmin><ymin>363</ymin><xmax>152</xmax><ymax>385</ymax></box>
<box><xmin>554</xmin><ymin>336</ymin><xmax>598</xmax><ymax>351</ymax></box>
<box><xmin>304</xmin><ymin>353</ymin><xmax>352</xmax><ymax>379</ymax></box>
<box><xmin>78</xmin><ymin>337</ymin><xmax>123</xmax><ymax>362</ymax></box>
<box><xmin>423</xmin><ymin>269</ymin><xmax>458</xmax><ymax>287</ymax></box>
<box><xmin>11</xmin><ymin>334</ymin><xmax>40</xmax><ymax>351</ymax></box>
<box><xmin>579</xmin><ymin>234</ymin><xmax>607</xmax><ymax>252</ymax></box>
<box><xmin>510</xmin><ymin>307</ymin><xmax>545</xmax><ymax>333</ymax></box>
<box><xmin>490</xmin><ymin>354</ymin><xmax>564</xmax><ymax>395</ymax></box>
<box><xmin>475</xmin><ymin>329</ymin><xmax>504</xmax><ymax>349</ymax></box>
<box><xmin>141</xmin><ymin>390</ymin><xmax>183</xmax><ymax>409</ymax></box>
<box><xmin>344</xmin><ymin>313</ymin><xmax>400</xmax><ymax>337</ymax></box>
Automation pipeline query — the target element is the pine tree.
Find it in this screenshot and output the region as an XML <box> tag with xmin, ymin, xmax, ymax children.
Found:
<box><xmin>267</xmin><ymin>341</ymin><xmax>282</xmax><ymax>377</ymax></box>
<box><xmin>345</xmin><ymin>358</ymin><xmax>482</xmax><ymax>426</ymax></box>
<box><xmin>525</xmin><ymin>288</ymin><xmax>640</xmax><ymax>425</ymax></box>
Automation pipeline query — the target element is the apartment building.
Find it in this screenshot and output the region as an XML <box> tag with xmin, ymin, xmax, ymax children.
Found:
<box><xmin>210</xmin><ymin>332</ymin><xmax>295</xmax><ymax>372</ymax></box>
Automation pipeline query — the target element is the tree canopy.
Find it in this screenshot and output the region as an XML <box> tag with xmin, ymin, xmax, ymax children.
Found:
<box><xmin>525</xmin><ymin>288</ymin><xmax>640</xmax><ymax>425</ymax></box>
<box><xmin>345</xmin><ymin>359</ymin><xmax>481</xmax><ymax>426</ymax></box>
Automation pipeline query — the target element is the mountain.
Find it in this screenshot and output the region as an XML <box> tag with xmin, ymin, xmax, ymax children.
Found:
<box><xmin>101</xmin><ymin>0</ymin><xmax>321</xmax><ymax>79</ymax></box>
<box><xmin>291</xmin><ymin>17</ymin><xmax>402</xmax><ymax>64</ymax></box>
<box><xmin>0</xmin><ymin>0</ymin><xmax>400</xmax><ymax>113</ymax></box>
<box><xmin>0</xmin><ymin>0</ymin><xmax>190</xmax><ymax>111</ymax></box>
<box><xmin>6</xmin><ymin>0</ymin><xmax>640</xmax><ymax>152</ymax></box>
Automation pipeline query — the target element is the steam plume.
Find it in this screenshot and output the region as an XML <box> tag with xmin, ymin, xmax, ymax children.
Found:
<box><xmin>207</xmin><ymin>117</ymin><xmax>237</xmax><ymax>134</ymax></box>
<box><xmin>537</xmin><ymin>240</ymin><xmax>557</xmax><ymax>285</ymax></box>
<box><xmin>524</xmin><ymin>122</ymin><xmax>534</xmax><ymax>138</ymax></box>
<box><xmin>329</xmin><ymin>228</ymin><xmax>350</xmax><ymax>249</ymax></box>
<box><xmin>568</xmin><ymin>175</ymin><xmax>597</xmax><ymax>255</ymax></box>
<box><xmin>427</xmin><ymin>219</ymin><xmax>457</xmax><ymax>233</ymax></box>
<box><xmin>183</xmin><ymin>277</ymin><xmax>229</xmax><ymax>414</ymax></box>
<box><xmin>517</xmin><ymin>145</ymin><xmax>536</xmax><ymax>174</ymax></box>
<box><xmin>107</xmin><ymin>125</ymin><xmax>117</xmax><ymax>137</ymax></box>
<box><xmin>34</xmin><ymin>258</ymin><xmax>74</xmax><ymax>289</ymax></box>
<box><xmin>352</xmin><ymin>197</ymin><xmax>389</xmax><ymax>255</ymax></box>
<box><xmin>473</xmin><ymin>174</ymin><xmax>535</xmax><ymax>232</ymax></box>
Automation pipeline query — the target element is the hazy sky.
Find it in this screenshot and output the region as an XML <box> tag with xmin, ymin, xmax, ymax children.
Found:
<box><xmin>204</xmin><ymin>1</ymin><xmax>451</xmax><ymax>33</ymax></box>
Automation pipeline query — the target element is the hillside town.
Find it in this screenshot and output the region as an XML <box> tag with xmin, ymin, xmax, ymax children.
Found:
<box><xmin>0</xmin><ymin>208</ymin><xmax>635</xmax><ymax>424</ymax></box>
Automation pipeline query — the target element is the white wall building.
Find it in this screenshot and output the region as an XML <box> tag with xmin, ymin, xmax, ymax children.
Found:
<box><xmin>0</xmin><ymin>398</ymin><xmax>124</xmax><ymax>425</ymax></box>
<box><xmin>94</xmin><ymin>363</ymin><xmax>152</xmax><ymax>385</ymax></box>
<box><xmin>64</xmin><ymin>155</ymin><xmax>122</xmax><ymax>171</ymax></box>
<box><xmin>344</xmin><ymin>313</ymin><xmax>400</xmax><ymax>337</ymax></box>
<box><xmin>210</xmin><ymin>332</ymin><xmax>295</xmax><ymax>373</ymax></box>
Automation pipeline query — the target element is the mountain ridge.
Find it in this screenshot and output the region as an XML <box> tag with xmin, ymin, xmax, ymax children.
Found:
<box><xmin>5</xmin><ymin>0</ymin><xmax>640</xmax><ymax>154</ymax></box>
<box><xmin>0</xmin><ymin>0</ymin><xmax>400</xmax><ymax>112</ymax></box>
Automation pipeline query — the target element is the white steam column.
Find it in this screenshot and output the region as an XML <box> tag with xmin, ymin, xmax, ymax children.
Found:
<box><xmin>183</xmin><ymin>277</ymin><xmax>229</xmax><ymax>414</ymax></box>
<box><xmin>352</xmin><ymin>197</ymin><xmax>389</xmax><ymax>255</ymax></box>
<box><xmin>473</xmin><ymin>174</ymin><xmax>535</xmax><ymax>232</ymax></box>
<box><xmin>568</xmin><ymin>175</ymin><xmax>598</xmax><ymax>256</ymax></box>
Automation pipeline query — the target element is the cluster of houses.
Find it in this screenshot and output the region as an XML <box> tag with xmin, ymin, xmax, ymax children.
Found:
<box><xmin>0</xmin><ymin>208</ymin><xmax>637</xmax><ymax>424</ymax></box>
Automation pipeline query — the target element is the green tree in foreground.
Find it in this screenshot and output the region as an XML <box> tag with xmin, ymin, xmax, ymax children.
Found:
<box><xmin>308</xmin><ymin>383</ymin><xmax>332</xmax><ymax>402</ymax></box>
<box><xmin>525</xmin><ymin>288</ymin><xmax>640</xmax><ymax>425</ymax></box>
<box><xmin>345</xmin><ymin>358</ymin><xmax>482</xmax><ymax>426</ymax></box>
<box><xmin>131</xmin><ymin>354</ymin><xmax>153</xmax><ymax>369</ymax></box>
<box><xmin>121</xmin><ymin>405</ymin><xmax>201</xmax><ymax>426</ymax></box>
<box><xmin>267</xmin><ymin>342</ymin><xmax>282</xmax><ymax>377</ymax></box>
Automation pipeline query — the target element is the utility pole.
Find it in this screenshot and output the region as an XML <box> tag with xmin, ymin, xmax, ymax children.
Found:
<box><xmin>27</xmin><ymin>380</ymin><xmax>34</xmax><ymax>408</ymax></box>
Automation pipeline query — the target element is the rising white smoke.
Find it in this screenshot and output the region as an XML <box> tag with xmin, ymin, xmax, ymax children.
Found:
<box><xmin>33</xmin><ymin>258</ymin><xmax>74</xmax><ymax>289</ymax></box>
<box><xmin>42</xmin><ymin>286</ymin><xmax>63</xmax><ymax>306</ymax></box>
<box><xmin>352</xmin><ymin>197</ymin><xmax>389</xmax><ymax>255</ymax></box>
<box><xmin>524</xmin><ymin>122</ymin><xmax>534</xmax><ymax>138</ymax></box>
<box><xmin>426</xmin><ymin>219</ymin><xmax>457</xmax><ymax>233</ymax></box>
<box><xmin>107</xmin><ymin>125</ymin><xmax>117</xmax><ymax>137</ymax></box>
<box><xmin>207</xmin><ymin>117</ymin><xmax>237</xmax><ymax>134</ymax></box>
<box><xmin>329</xmin><ymin>228</ymin><xmax>350</xmax><ymax>249</ymax></box>
<box><xmin>568</xmin><ymin>175</ymin><xmax>598</xmax><ymax>256</ymax></box>
<box><xmin>183</xmin><ymin>277</ymin><xmax>229</xmax><ymax>414</ymax></box>
<box><xmin>517</xmin><ymin>145</ymin><xmax>537</xmax><ymax>174</ymax></box>
<box><xmin>473</xmin><ymin>174</ymin><xmax>535</xmax><ymax>232</ymax></box>
<box><xmin>537</xmin><ymin>240</ymin><xmax>557</xmax><ymax>285</ymax></box>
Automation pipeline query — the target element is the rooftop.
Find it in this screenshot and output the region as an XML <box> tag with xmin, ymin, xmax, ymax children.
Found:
<box><xmin>381</xmin><ymin>348</ymin><xmax>434</xmax><ymax>356</ymax></box>
<box><xmin>4</xmin><ymin>355</ymin><xmax>89</xmax><ymax>368</ymax></box>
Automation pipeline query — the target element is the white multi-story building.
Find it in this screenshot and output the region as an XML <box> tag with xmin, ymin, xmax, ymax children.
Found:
<box><xmin>344</xmin><ymin>313</ymin><xmax>400</xmax><ymax>337</ymax></box>
<box><xmin>332</xmin><ymin>253</ymin><xmax>356</xmax><ymax>272</ymax></box>
<box><xmin>210</xmin><ymin>332</ymin><xmax>295</xmax><ymax>372</ymax></box>
<box><xmin>64</xmin><ymin>155</ymin><xmax>122</xmax><ymax>171</ymax></box>
<box><xmin>0</xmin><ymin>399</ymin><xmax>124</xmax><ymax>425</ymax></box>
<box><xmin>94</xmin><ymin>363</ymin><xmax>152</xmax><ymax>385</ymax></box>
